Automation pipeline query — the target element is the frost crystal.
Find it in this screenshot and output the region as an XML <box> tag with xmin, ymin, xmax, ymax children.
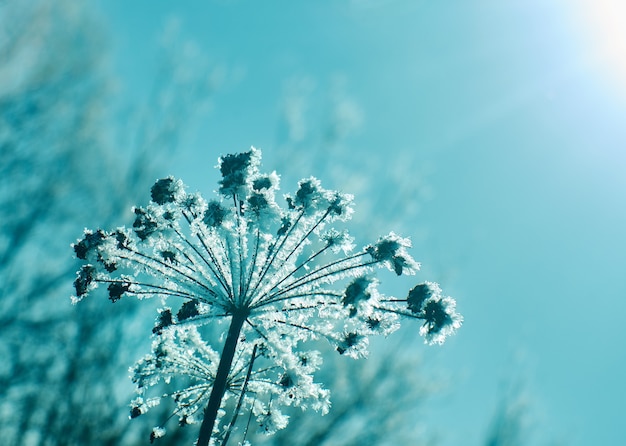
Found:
<box><xmin>72</xmin><ymin>147</ymin><xmax>462</xmax><ymax>445</ymax></box>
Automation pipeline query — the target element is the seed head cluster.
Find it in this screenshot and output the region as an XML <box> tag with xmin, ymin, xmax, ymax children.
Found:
<box><xmin>72</xmin><ymin>148</ymin><xmax>462</xmax><ymax>443</ymax></box>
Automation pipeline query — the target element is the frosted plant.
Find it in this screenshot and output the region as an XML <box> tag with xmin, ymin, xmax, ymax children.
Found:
<box><xmin>72</xmin><ymin>148</ymin><xmax>462</xmax><ymax>445</ymax></box>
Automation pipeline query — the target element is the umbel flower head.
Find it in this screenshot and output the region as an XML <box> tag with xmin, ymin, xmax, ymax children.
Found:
<box><xmin>72</xmin><ymin>147</ymin><xmax>462</xmax><ymax>445</ymax></box>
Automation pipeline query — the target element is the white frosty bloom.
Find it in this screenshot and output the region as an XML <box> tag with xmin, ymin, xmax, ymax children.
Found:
<box><xmin>254</xmin><ymin>401</ymin><xmax>289</xmax><ymax>435</ymax></box>
<box><xmin>72</xmin><ymin>147</ymin><xmax>461</xmax><ymax>444</ymax></box>
<box><xmin>419</xmin><ymin>295</ymin><xmax>463</xmax><ymax>345</ymax></box>
<box><xmin>150</xmin><ymin>426</ymin><xmax>166</xmax><ymax>442</ymax></box>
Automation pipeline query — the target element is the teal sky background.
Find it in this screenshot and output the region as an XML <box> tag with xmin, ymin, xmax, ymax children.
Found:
<box><xmin>95</xmin><ymin>1</ymin><xmax>626</xmax><ymax>444</ymax></box>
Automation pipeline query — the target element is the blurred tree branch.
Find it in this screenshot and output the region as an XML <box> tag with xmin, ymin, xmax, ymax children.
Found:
<box><xmin>0</xmin><ymin>2</ymin><xmax>215</xmax><ymax>444</ymax></box>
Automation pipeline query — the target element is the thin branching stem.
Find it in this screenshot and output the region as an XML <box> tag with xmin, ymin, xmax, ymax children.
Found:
<box><xmin>273</xmin><ymin>250</ymin><xmax>370</xmax><ymax>293</ymax></box>
<box><xmin>374</xmin><ymin>305</ymin><xmax>422</xmax><ymax>320</ymax></box>
<box><xmin>181</xmin><ymin>211</ymin><xmax>233</xmax><ymax>298</ymax></box>
<box><xmin>94</xmin><ymin>278</ymin><xmax>197</xmax><ymax>299</ymax></box>
<box><xmin>265</xmin><ymin>259</ymin><xmax>378</xmax><ymax>302</ymax></box>
<box><xmin>271</xmin><ymin>206</ymin><xmax>333</xmax><ymax>277</ymax></box>
<box><xmin>170</xmin><ymin>222</ymin><xmax>231</xmax><ymax>295</ymax></box>
<box><xmin>118</xmin><ymin>246</ymin><xmax>212</xmax><ymax>292</ymax></box>
<box><xmin>221</xmin><ymin>344</ymin><xmax>258</xmax><ymax>446</ymax></box>
<box><xmin>233</xmin><ymin>194</ymin><xmax>246</xmax><ymax>303</ymax></box>
<box><xmin>248</xmin><ymin>210</ymin><xmax>304</xmax><ymax>297</ymax></box>
<box><xmin>252</xmin><ymin>291</ymin><xmax>342</xmax><ymax>310</ymax></box>
<box><xmin>266</xmin><ymin>243</ymin><xmax>332</xmax><ymax>297</ymax></box>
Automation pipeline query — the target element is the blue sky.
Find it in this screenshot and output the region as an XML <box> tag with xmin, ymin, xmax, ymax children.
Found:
<box><xmin>96</xmin><ymin>1</ymin><xmax>626</xmax><ymax>444</ymax></box>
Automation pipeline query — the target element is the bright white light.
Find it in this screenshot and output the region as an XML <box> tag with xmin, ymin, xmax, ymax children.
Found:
<box><xmin>571</xmin><ymin>0</ymin><xmax>626</xmax><ymax>95</ymax></box>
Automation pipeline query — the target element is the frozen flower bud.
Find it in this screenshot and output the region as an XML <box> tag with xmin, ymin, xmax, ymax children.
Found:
<box><xmin>363</xmin><ymin>312</ymin><xmax>399</xmax><ymax>336</ymax></box>
<box><xmin>366</xmin><ymin>316</ymin><xmax>382</xmax><ymax>330</ymax></box>
<box><xmin>218</xmin><ymin>147</ymin><xmax>260</xmax><ymax>196</ymax></box>
<box><xmin>342</xmin><ymin>276</ymin><xmax>374</xmax><ymax>315</ymax></box>
<box><xmin>296</xmin><ymin>351</ymin><xmax>322</xmax><ymax>374</ymax></box>
<box><xmin>74</xmin><ymin>265</ymin><xmax>96</xmax><ymax>297</ymax></box>
<box><xmin>108</xmin><ymin>281</ymin><xmax>131</xmax><ymax>302</ymax></box>
<box><xmin>422</xmin><ymin>300</ymin><xmax>450</xmax><ymax>334</ymax></box>
<box><xmin>253</xmin><ymin>177</ymin><xmax>272</xmax><ymax>190</ymax></box>
<box><xmin>277</xmin><ymin>215</ymin><xmax>292</xmax><ymax>236</ymax></box>
<box><xmin>252</xmin><ymin>172</ymin><xmax>279</xmax><ymax>191</ymax></box>
<box><xmin>368</xmin><ymin>238</ymin><xmax>396</xmax><ymax>260</ymax></box>
<box><xmin>130</xmin><ymin>405</ymin><xmax>145</xmax><ymax>419</ymax></box>
<box><xmin>133</xmin><ymin>207</ymin><xmax>158</xmax><ymax>241</ymax></box>
<box><xmin>392</xmin><ymin>257</ymin><xmax>409</xmax><ymax>275</ymax></box>
<box><xmin>73</xmin><ymin>229</ymin><xmax>105</xmax><ymax>260</ymax></box>
<box><xmin>177</xmin><ymin>299</ymin><xmax>199</xmax><ymax>321</ymax></box>
<box><xmin>150</xmin><ymin>427</ymin><xmax>166</xmax><ymax>443</ymax></box>
<box><xmin>179</xmin><ymin>415</ymin><xmax>190</xmax><ymax>426</ymax></box>
<box><xmin>294</xmin><ymin>177</ymin><xmax>327</xmax><ymax>212</ymax></box>
<box><xmin>248</xmin><ymin>192</ymin><xmax>269</xmax><ymax>213</ymax></box>
<box><xmin>160</xmin><ymin>250</ymin><xmax>177</xmax><ymax>263</ymax></box>
<box><xmin>321</xmin><ymin>228</ymin><xmax>354</xmax><ymax>254</ymax></box>
<box><xmin>407</xmin><ymin>282</ymin><xmax>441</xmax><ymax>314</ymax></box>
<box><xmin>419</xmin><ymin>296</ymin><xmax>463</xmax><ymax>345</ymax></box>
<box><xmin>151</xmin><ymin>177</ymin><xmax>183</xmax><ymax>205</ymax></box>
<box><xmin>336</xmin><ymin>332</ymin><xmax>368</xmax><ymax>358</ymax></box>
<box><xmin>103</xmin><ymin>259</ymin><xmax>117</xmax><ymax>273</ymax></box>
<box><xmin>153</xmin><ymin>309</ymin><xmax>173</xmax><ymax>334</ymax></box>
<box><xmin>247</xmin><ymin>184</ymin><xmax>280</xmax><ymax>229</ymax></box>
<box><xmin>113</xmin><ymin>229</ymin><xmax>128</xmax><ymax>249</ymax></box>
<box><xmin>183</xmin><ymin>193</ymin><xmax>206</xmax><ymax>217</ymax></box>
<box><xmin>327</xmin><ymin>192</ymin><xmax>354</xmax><ymax>221</ymax></box>
<box><xmin>256</xmin><ymin>404</ymin><xmax>289</xmax><ymax>435</ymax></box>
<box><xmin>203</xmin><ymin>201</ymin><xmax>228</xmax><ymax>227</ymax></box>
<box><xmin>279</xmin><ymin>373</ymin><xmax>295</xmax><ymax>388</ymax></box>
<box><xmin>367</xmin><ymin>232</ymin><xmax>419</xmax><ymax>276</ymax></box>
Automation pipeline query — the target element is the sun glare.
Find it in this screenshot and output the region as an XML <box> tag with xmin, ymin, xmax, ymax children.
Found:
<box><xmin>572</xmin><ymin>0</ymin><xmax>626</xmax><ymax>96</ymax></box>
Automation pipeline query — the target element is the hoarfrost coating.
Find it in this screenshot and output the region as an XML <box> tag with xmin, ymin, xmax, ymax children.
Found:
<box><xmin>72</xmin><ymin>147</ymin><xmax>462</xmax><ymax>445</ymax></box>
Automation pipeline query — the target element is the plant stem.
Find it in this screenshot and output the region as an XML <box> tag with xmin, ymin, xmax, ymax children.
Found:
<box><xmin>197</xmin><ymin>312</ymin><xmax>247</xmax><ymax>446</ymax></box>
<box><xmin>221</xmin><ymin>343</ymin><xmax>258</xmax><ymax>446</ymax></box>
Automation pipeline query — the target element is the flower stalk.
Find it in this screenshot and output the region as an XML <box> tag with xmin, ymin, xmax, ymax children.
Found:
<box><xmin>197</xmin><ymin>311</ymin><xmax>247</xmax><ymax>446</ymax></box>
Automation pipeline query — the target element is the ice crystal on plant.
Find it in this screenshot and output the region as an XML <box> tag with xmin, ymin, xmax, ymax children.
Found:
<box><xmin>72</xmin><ymin>147</ymin><xmax>462</xmax><ymax>445</ymax></box>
